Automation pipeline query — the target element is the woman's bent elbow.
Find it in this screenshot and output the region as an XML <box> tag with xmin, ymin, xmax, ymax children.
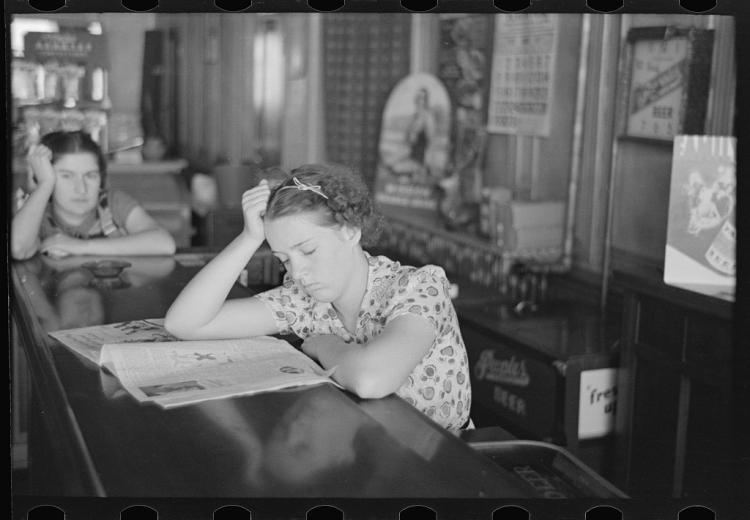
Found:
<box><xmin>11</xmin><ymin>243</ymin><xmax>36</xmax><ymax>261</ymax></box>
<box><xmin>163</xmin><ymin>241</ymin><xmax>177</xmax><ymax>256</ymax></box>
<box><xmin>163</xmin><ymin>313</ymin><xmax>191</xmax><ymax>339</ymax></box>
<box><xmin>349</xmin><ymin>375</ymin><xmax>394</xmax><ymax>400</ymax></box>
<box><xmin>159</xmin><ymin>231</ymin><xmax>177</xmax><ymax>255</ymax></box>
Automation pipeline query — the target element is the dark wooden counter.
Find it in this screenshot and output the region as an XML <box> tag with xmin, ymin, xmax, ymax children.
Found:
<box><xmin>12</xmin><ymin>253</ymin><xmax>537</xmax><ymax>498</ymax></box>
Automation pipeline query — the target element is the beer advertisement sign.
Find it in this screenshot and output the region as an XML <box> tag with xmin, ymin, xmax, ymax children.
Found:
<box><xmin>664</xmin><ymin>135</ymin><xmax>736</xmax><ymax>299</ymax></box>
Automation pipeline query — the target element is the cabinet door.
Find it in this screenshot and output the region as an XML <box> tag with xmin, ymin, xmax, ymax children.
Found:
<box><xmin>616</xmin><ymin>285</ymin><xmax>733</xmax><ymax>499</ymax></box>
<box><xmin>626</xmin><ymin>355</ymin><xmax>682</xmax><ymax>497</ymax></box>
<box><xmin>682</xmin><ymin>379</ymin><xmax>733</xmax><ymax>498</ymax></box>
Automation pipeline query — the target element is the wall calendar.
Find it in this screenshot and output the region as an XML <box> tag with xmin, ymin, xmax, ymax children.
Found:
<box><xmin>487</xmin><ymin>14</ymin><xmax>559</xmax><ymax>137</ymax></box>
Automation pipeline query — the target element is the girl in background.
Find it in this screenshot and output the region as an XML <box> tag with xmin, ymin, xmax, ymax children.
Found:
<box><xmin>12</xmin><ymin>130</ymin><xmax>176</xmax><ymax>260</ymax></box>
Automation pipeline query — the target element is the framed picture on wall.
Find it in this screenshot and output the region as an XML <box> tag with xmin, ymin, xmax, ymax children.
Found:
<box><xmin>618</xmin><ymin>26</ymin><xmax>714</xmax><ymax>141</ymax></box>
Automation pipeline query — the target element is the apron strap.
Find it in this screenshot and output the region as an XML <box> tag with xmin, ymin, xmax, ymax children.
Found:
<box><xmin>96</xmin><ymin>191</ymin><xmax>123</xmax><ymax>237</ymax></box>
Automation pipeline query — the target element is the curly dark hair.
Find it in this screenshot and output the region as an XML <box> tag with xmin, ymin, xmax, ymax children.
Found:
<box><xmin>265</xmin><ymin>164</ymin><xmax>383</xmax><ymax>246</ymax></box>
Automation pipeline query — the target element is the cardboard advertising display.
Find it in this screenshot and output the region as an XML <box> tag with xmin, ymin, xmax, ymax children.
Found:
<box><xmin>664</xmin><ymin>135</ymin><xmax>736</xmax><ymax>300</ymax></box>
<box><xmin>374</xmin><ymin>73</ymin><xmax>452</xmax><ymax>216</ymax></box>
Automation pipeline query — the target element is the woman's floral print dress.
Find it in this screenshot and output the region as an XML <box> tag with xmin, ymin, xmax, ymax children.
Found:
<box><xmin>255</xmin><ymin>253</ymin><xmax>471</xmax><ymax>430</ymax></box>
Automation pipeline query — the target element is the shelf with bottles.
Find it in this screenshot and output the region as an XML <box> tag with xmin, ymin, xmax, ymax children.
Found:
<box><xmin>13</xmin><ymin>102</ymin><xmax>108</xmax><ymax>150</ymax></box>
<box><xmin>12</xmin><ymin>31</ymin><xmax>109</xmax><ymax>106</ymax></box>
<box><xmin>11</xmin><ymin>31</ymin><xmax>111</xmax><ymax>159</ymax></box>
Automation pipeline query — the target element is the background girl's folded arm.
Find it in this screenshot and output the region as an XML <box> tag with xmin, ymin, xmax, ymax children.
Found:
<box><xmin>91</xmin><ymin>205</ymin><xmax>176</xmax><ymax>255</ymax></box>
<box><xmin>11</xmin><ymin>183</ymin><xmax>54</xmax><ymax>260</ymax></box>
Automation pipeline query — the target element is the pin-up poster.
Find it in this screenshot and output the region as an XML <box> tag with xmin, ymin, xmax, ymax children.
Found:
<box><xmin>664</xmin><ymin>135</ymin><xmax>736</xmax><ymax>298</ymax></box>
<box><xmin>374</xmin><ymin>73</ymin><xmax>452</xmax><ymax>214</ymax></box>
<box><xmin>487</xmin><ymin>14</ymin><xmax>559</xmax><ymax>136</ymax></box>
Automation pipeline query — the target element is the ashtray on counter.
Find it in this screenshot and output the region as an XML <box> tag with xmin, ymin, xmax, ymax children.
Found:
<box><xmin>89</xmin><ymin>276</ymin><xmax>131</xmax><ymax>289</ymax></box>
<box><xmin>81</xmin><ymin>260</ymin><xmax>132</xmax><ymax>278</ymax></box>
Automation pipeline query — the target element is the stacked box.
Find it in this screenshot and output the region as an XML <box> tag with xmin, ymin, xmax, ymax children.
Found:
<box><xmin>497</xmin><ymin>200</ymin><xmax>565</xmax><ymax>253</ymax></box>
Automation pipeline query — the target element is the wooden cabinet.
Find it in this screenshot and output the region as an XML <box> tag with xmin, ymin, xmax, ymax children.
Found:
<box><xmin>612</xmin><ymin>270</ymin><xmax>734</xmax><ymax>499</ymax></box>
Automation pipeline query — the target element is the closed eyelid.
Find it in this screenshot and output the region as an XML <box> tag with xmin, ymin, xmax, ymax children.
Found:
<box><xmin>296</xmin><ymin>240</ymin><xmax>318</xmax><ymax>252</ymax></box>
<box><xmin>272</xmin><ymin>240</ymin><xmax>316</xmax><ymax>257</ymax></box>
<box><xmin>291</xmin><ymin>238</ymin><xmax>315</xmax><ymax>249</ymax></box>
<box><xmin>57</xmin><ymin>169</ymin><xmax>100</xmax><ymax>176</ymax></box>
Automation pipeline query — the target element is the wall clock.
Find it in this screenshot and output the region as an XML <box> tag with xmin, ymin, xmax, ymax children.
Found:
<box><xmin>619</xmin><ymin>26</ymin><xmax>714</xmax><ymax>141</ymax></box>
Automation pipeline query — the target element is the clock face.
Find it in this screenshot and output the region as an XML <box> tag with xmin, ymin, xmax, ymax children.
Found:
<box><xmin>627</xmin><ymin>37</ymin><xmax>690</xmax><ymax>139</ymax></box>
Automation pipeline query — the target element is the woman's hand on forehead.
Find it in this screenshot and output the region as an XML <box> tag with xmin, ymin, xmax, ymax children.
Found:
<box><xmin>27</xmin><ymin>144</ymin><xmax>57</xmax><ymax>190</ymax></box>
<box><xmin>241</xmin><ymin>179</ymin><xmax>271</xmax><ymax>243</ymax></box>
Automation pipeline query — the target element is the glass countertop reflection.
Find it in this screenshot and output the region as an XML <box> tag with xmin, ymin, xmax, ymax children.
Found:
<box><xmin>14</xmin><ymin>255</ymin><xmax>181</xmax><ymax>334</ymax></box>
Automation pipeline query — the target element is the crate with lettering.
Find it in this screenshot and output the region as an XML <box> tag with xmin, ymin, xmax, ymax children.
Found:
<box><xmin>455</xmin><ymin>298</ymin><xmax>619</xmax><ymax>447</ymax></box>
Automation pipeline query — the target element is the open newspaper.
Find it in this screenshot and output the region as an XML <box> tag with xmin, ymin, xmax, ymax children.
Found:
<box><xmin>49</xmin><ymin>320</ymin><xmax>339</xmax><ymax>409</ymax></box>
<box><xmin>49</xmin><ymin>319</ymin><xmax>177</xmax><ymax>366</ymax></box>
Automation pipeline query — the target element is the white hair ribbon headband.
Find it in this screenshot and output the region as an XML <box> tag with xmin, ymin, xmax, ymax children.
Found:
<box><xmin>277</xmin><ymin>177</ymin><xmax>329</xmax><ymax>199</ymax></box>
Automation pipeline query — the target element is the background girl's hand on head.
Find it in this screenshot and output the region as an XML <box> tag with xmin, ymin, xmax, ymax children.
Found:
<box><xmin>27</xmin><ymin>144</ymin><xmax>57</xmax><ymax>191</ymax></box>
<box><xmin>241</xmin><ymin>179</ymin><xmax>271</xmax><ymax>243</ymax></box>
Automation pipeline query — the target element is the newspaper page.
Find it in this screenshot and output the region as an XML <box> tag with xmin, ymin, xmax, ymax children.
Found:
<box><xmin>49</xmin><ymin>318</ymin><xmax>176</xmax><ymax>365</ymax></box>
<box><xmin>99</xmin><ymin>336</ymin><xmax>339</xmax><ymax>409</ymax></box>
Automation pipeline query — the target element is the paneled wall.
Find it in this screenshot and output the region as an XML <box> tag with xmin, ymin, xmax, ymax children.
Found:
<box><xmin>483</xmin><ymin>15</ymin><xmax>582</xmax><ymax>203</ymax></box>
<box><xmin>571</xmin><ymin>15</ymin><xmax>620</xmax><ymax>281</ymax></box>
<box><xmin>608</xmin><ymin>15</ymin><xmax>734</xmax><ymax>275</ymax></box>
<box><xmin>99</xmin><ymin>14</ymin><xmax>156</xmax><ymax>117</ymax></box>
<box><xmin>281</xmin><ymin>15</ymin><xmax>327</xmax><ymax>169</ymax></box>
<box><xmin>154</xmin><ymin>14</ymin><xmax>259</xmax><ymax>170</ymax></box>
<box><xmin>154</xmin><ymin>13</ymin><xmax>325</xmax><ymax>175</ymax></box>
